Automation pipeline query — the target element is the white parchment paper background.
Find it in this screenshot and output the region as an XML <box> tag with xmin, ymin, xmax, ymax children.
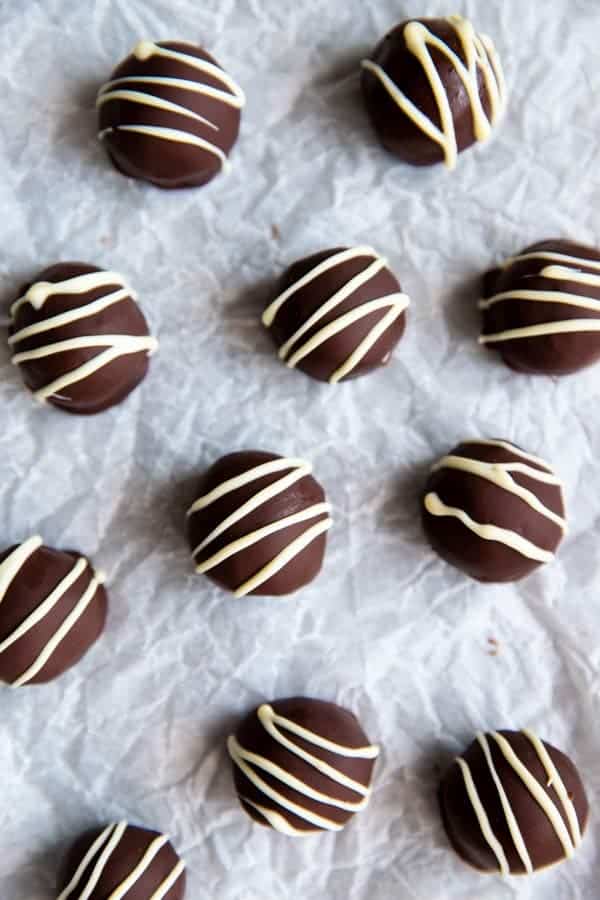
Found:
<box><xmin>1</xmin><ymin>0</ymin><xmax>600</xmax><ymax>897</ymax></box>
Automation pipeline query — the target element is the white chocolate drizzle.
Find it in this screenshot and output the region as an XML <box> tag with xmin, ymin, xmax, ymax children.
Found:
<box><xmin>9</xmin><ymin>270</ymin><xmax>157</xmax><ymax>404</ymax></box>
<box><xmin>480</xmin><ymin>250</ymin><xmax>600</xmax><ymax>344</ymax></box>
<box><xmin>0</xmin><ymin>536</ymin><xmax>105</xmax><ymax>687</ymax></box>
<box><xmin>457</xmin><ymin>730</ymin><xmax>584</xmax><ymax>875</ymax></box>
<box><xmin>263</xmin><ymin>247</ymin><xmax>409</xmax><ymax>384</ymax></box>
<box><xmin>361</xmin><ymin>15</ymin><xmax>506</xmax><ymax>170</ymax></box>
<box><xmin>57</xmin><ymin>821</ymin><xmax>185</xmax><ymax>900</ymax></box>
<box><xmin>424</xmin><ymin>440</ymin><xmax>565</xmax><ymax>562</ymax></box>
<box><xmin>228</xmin><ymin>703</ymin><xmax>379</xmax><ymax>835</ymax></box>
<box><xmin>188</xmin><ymin>457</ymin><xmax>332</xmax><ymax>597</ymax></box>
<box><xmin>97</xmin><ymin>41</ymin><xmax>245</xmax><ymax>172</ymax></box>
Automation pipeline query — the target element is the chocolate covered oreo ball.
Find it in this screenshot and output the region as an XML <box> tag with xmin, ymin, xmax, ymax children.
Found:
<box><xmin>440</xmin><ymin>729</ymin><xmax>588</xmax><ymax>875</ymax></box>
<box><xmin>0</xmin><ymin>536</ymin><xmax>107</xmax><ymax>687</ymax></box>
<box><xmin>263</xmin><ymin>246</ymin><xmax>409</xmax><ymax>383</ymax></box>
<box><xmin>228</xmin><ymin>697</ymin><xmax>380</xmax><ymax>835</ymax></box>
<box><xmin>187</xmin><ymin>451</ymin><xmax>332</xmax><ymax>597</ymax></box>
<box><xmin>422</xmin><ymin>439</ymin><xmax>566</xmax><ymax>582</ymax></box>
<box><xmin>9</xmin><ymin>262</ymin><xmax>157</xmax><ymax>415</ymax></box>
<box><xmin>480</xmin><ymin>239</ymin><xmax>600</xmax><ymax>375</ymax></box>
<box><xmin>97</xmin><ymin>40</ymin><xmax>245</xmax><ymax>188</ymax></box>
<box><xmin>361</xmin><ymin>14</ymin><xmax>506</xmax><ymax>169</ymax></box>
<box><xmin>57</xmin><ymin>822</ymin><xmax>186</xmax><ymax>899</ymax></box>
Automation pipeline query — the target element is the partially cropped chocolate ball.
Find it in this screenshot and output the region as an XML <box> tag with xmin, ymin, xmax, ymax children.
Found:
<box><xmin>480</xmin><ymin>239</ymin><xmax>600</xmax><ymax>375</ymax></box>
<box><xmin>57</xmin><ymin>822</ymin><xmax>186</xmax><ymax>899</ymax></box>
<box><xmin>228</xmin><ymin>697</ymin><xmax>380</xmax><ymax>835</ymax></box>
<box><xmin>9</xmin><ymin>262</ymin><xmax>157</xmax><ymax>415</ymax></box>
<box><xmin>361</xmin><ymin>14</ymin><xmax>506</xmax><ymax>169</ymax></box>
<box><xmin>263</xmin><ymin>246</ymin><xmax>409</xmax><ymax>383</ymax></box>
<box><xmin>440</xmin><ymin>729</ymin><xmax>588</xmax><ymax>875</ymax></box>
<box><xmin>187</xmin><ymin>451</ymin><xmax>332</xmax><ymax>597</ymax></box>
<box><xmin>422</xmin><ymin>439</ymin><xmax>566</xmax><ymax>582</ymax></box>
<box><xmin>0</xmin><ymin>536</ymin><xmax>107</xmax><ymax>687</ymax></box>
<box><xmin>97</xmin><ymin>40</ymin><xmax>245</xmax><ymax>189</ymax></box>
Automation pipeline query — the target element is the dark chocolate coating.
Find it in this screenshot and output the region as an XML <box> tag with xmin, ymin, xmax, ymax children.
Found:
<box><xmin>0</xmin><ymin>542</ymin><xmax>107</xmax><ymax>686</ymax></box>
<box><xmin>231</xmin><ymin>697</ymin><xmax>378</xmax><ymax>834</ymax></box>
<box><xmin>266</xmin><ymin>248</ymin><xmax>407</xmax><ymax>383</ymax></box>
<box><xmin>58</xmin><ymin>823</ymin><xmax>186</xmax><ymax>899</ymax></box>
<box><xmin>9</xmin><ymin>262</ymin><xmax>153</xmax><ymax>415</ymax></box>
<box><xmin>187</xmin><ymin>451</ymin><xmax>329</xmax><ymax>596</ymax></box>
<box><xmin>361</xmin><ymin>18</ymin><xmax>497</xmax><ymax>166</ymax></box>
<box><xmin>422</xmin><ymin>440</ymin><xmax>565</xmax><ymax>583</ymax></box>
<box><xmin>481</xmin><ymin>239</ymin><xmax>600</xmax><ymax>375</ymax></box>
<box><xmin>98</xmin><ymin>41</ymin><xmax>242</xmax><ymax>189</ymax></box>
<box><xmin>440</xmin><ymin>730</ymin><xmax>588</xmax><ymax>874</ymax></box>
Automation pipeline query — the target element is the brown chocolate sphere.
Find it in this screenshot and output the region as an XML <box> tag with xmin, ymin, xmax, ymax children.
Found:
<box><xmin>263</xmin><ymin>246</ymin><xmax>409</xmax><ymax>383</ymax></box>
<box><xmin>361</xmin><ymin>15</ymin><xmax>506</xmax><ymax>169</ymax></box>
<box><xmin>480</xmin><ymin>239</ymin><xmax>600</xmax><ymax>375</ymax></box>
<box><xmin>440</xmin><ymin>730</ymin><xmax>588</xmax><ymax>875</ymax></box>
<box><xmin>187</xmin><ymin>451</ymin><xmax>332</xmax><ymax>597</ymax></box>
<box><xmin>57</xmin><ymin>822</ymin><xmax>186</xmax><ymax>899</ymax></box>
<box><xmin>228</xmin><ymin>697</ymin><xmax>380</xmax><ymax>835</ymax></box>
<box><xmin>97</xmin><ymin>40</ymin><xmax>245</xmax><ymax>189</ymax></box>
<box><xmin>422</xmin><ymin>439</ymin><xmax>566</xmax><ymax>583</ymax></box>
<box><xmin>9</xmin><ymin>262</ymin><xmax>157</xmax><ymax>415</ymax></box>
<box><xmin>0</xmin><ymin>536</ymin><xmax>107</xmax><ymax>686</ymax></box>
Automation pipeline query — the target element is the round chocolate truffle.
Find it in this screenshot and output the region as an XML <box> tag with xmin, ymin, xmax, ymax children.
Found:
<box><xmin>422</xmin><ymin>439</ymin><xmax>566</xmax><ymax>583</ymax></box>
<box><xmin>57</xmin><ymin>821</ymin><xmax>186</xmax><ymax>899</ymax></box>
<box><xmin>0</xmin><ymin>536</ymin><xmax>107</xmax><ymax>687</ymax></box>
<box><xmin>361</xmin><ymin>14</ymin><xmax>506</xmax><ymax>170</ymax></box>
<box><xmin>9</xmin><ymin>262</ymin><xmax>157</xmax><ymax>415</ymax></box>
<box><xmin>187</xmin><ymin>451</ymin><xmax>332</xmax><ymax>597</ymax></box>
<box><xmin>263</xmin><ymin>246</ymin><xmax>409</xmax><ymax>383</ymax></box>
<box><xmin>97</xmin><ymin>40</ymin><xmax>245</xmax><ymax>189</ymax></box>
<box><xmin>480</xmin><ymin>239</ymin><xmax>600</xmax><ymax>375</ymax></box>
<box><xmin>227</xmin><ymin>697</ymin><xmax>380</xmax><ymax>835</ymax></box>
<box><xmin>440</xmin><ymin>729</ymin><xmax>588</xmax><ymax>875</ymax></box>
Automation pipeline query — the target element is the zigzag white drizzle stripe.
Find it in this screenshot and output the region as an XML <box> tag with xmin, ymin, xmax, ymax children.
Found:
<box><xmin>10</xmin><ymin>271</ymin><xmax>131</xmax><ymax>317</ymax></box>
<box><xmin>189</xmin><ymin>458</ymin><xmax>332</xmax><ymax>596</ymax></box>
<box><xmin>10</xmin><ymin>271</ymin><xmax>157</xmax><ymax>404</ymax></box>
<box><xmin>522</xmin><ymin>729</ymin><xmax>583</xmax><ymax>849</ymax></box>
<box><xmin>480</xmin><ymin>253</ymin><xmax>600</xmax><ymax>343</ymax></box>
<box><xmin>148</xmin><ymin>860</ymin><xmax>186</xmax><ymax>900</ymax></box>
<box><xmin>361</xmin><ymin>15</ymin><xmax>506</xmax><ymax>170</ymax></box>
<box><xmin>57</xmin><ymin>823</ymin><xmax>119</xmax><ymax>900</ymax></box>
<box><xmin>477</xmin><ymin>733</ymin><xmax>533</xmax><ymax>874</ymax></box>
<box><xmin>97</xmin><ymin>41</ymin><xmax>245</xmax><ymax>172</ymax></box>
<box><xmin>0</xmin><ymin>536</ymin><xmax>43</xmax><ymax>606</ymax></box>
<box><xmin>57</xmin><ymin>822</ymin><xmax>185</xmax><ymax>900</ymax></box>
<box><xmin>263</xmin><ymin>247</ymin><xmax>409</xmax><ymax>383</ymax></box>
<box><xmin>107</xmin><ymin>833</ymin><xmax>169</xmax><ymax>900</ymax></box>
<box><xmin>58</xmin><ymin>821</ymin><xmax>128</xmax><ymax>900</ymax></box>
<box><xmin>0</xmin><ymin>556</ymin><xmax>87</xmax><ymax>656</ymax></box>
<box><xmin>456</xmin><ymin>756</ymin><xmax>510</xmax><ymax>875</ymax></box>
<box><xmin>12</xmin><ymin>568</ymin><xmax>104</xmax><ymax>687</ymax></box>
<box><xmin>504</xmin><ymin>250</ymin><xmax>600</xmax><ymax>273</ymax></box>
<box><xmin>228</xmin><ymin>704</ymin><xmax>379</xmax><ymax>835</ymax></box>
<box><xmin>424</xmin><ymin>494</ymin><xmax>555</xmax><ymax>562</ymax></box>
<box><xmin>429</xmin><ymin>452</ymin><xmax>566</xmax><ymax>530</ymax></box>
<box><xmin>491</xmin><ymin>732</ymin><xmax>578</xmax><ymax>860</ymax></box>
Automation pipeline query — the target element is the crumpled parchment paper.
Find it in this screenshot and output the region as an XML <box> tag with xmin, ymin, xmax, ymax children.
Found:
<box><xmin>1</xmin><ymin>0</ymin><xmax>600</xmax><ymax>897</ymax></box>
